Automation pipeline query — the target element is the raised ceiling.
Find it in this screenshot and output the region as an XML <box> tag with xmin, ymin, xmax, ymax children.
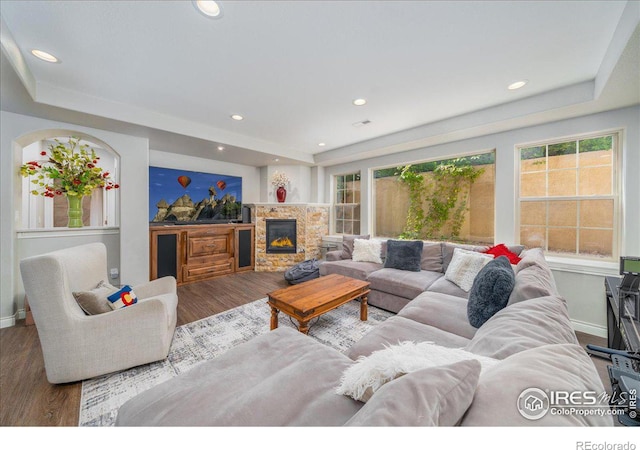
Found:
<box><xmin>1</xmin><ymin>1</ymin><xmax>638</xmax><ymax>167</ymax></box>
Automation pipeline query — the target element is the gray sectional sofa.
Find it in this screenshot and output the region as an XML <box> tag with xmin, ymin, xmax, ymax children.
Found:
<box><xmin>115</xmin><ymin>239</ymin><xmax>613</xmax><ymax>426</ymax></box>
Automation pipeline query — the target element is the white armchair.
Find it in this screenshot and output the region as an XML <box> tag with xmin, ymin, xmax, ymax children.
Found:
<box><xmin>20</xmin><ymin>242</ymin><xmax>178</xmax><ymax>384</ymax></box>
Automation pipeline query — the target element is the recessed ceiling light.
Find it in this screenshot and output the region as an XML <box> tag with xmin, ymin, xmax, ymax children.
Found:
<box><xmin>31</xmin><ymin>49</ymin><xmax>59</xmax><ymax>63</ymax></box>
<box><xmin>273</xmin><ymin>158</ymin><xmax>279</xmax><ymax>162</ymax></box>
<box><xmin>217</xmin><ymin>146</ymin><xmax>224</xmax><ymax>151</ymax></box>
<box><xmin>508</xmin><ymin>80</ymin><xmax>528</xmax><ymax>90</ymax></box>
<box><xmin>318</xmin><ymin>142</ymin><xmax>326</xmax><ymax>147</ymax></box>
<box><xmin>231</xmin><ymin>114</ymin><xmax>244</xmax><ymax>121</ymax></box>
<box><xmin>193</xmin><ymin>0</ymin><xmax>223</xmax><ymax>18</ymax></box>
<box><xmin>353</xmin><ymin>98</ymin><xmax>367</xmax><ymax>106</ymax></box>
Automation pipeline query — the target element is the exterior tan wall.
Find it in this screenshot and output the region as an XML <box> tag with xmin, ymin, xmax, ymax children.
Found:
<box><xmin>374</xmin><ymin>164</ymin><xmax>495</xmax><ymax>244</ymax></box>
<box><xmin>374</xmin><ymin>151</ymin><xmax>611</xmax><ymax>253</ymax></box>
<box><xmin>520</xmin><ymin>150</ymin><xmax>613</xmax><ymax>256</ymax></box>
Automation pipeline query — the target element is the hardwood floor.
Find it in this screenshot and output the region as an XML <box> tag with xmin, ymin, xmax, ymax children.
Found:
<box><xmin>0</xmin><ymin>271</ymin><xmax>287</xmax><ymax>426</ymax></box>
<box><xmin>0</xmin><ymin>270</ymin><xmax>615</xmax><ymax>426</ymax></box>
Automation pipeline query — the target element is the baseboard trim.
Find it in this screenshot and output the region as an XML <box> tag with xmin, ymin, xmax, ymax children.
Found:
<box><xmin>0</xmin><ymin>315</ymin><xmax>16</xmax><ymax>329</ymax></box>
<box><xmin>0</xmin><ymin>309</ymin><xmax>25</xmax><ymax>329</ymax></box>
<box><xmin>572</xmin><ymin>319</ymin><xmax>607</xmax><ymax>338</ymax></box>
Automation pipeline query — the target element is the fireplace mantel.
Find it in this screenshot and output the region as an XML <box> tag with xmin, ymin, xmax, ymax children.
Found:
<box><xmin>246</xmin><ymin>203</ymin><xmax>330</xmax><ymax>272</ymax></box>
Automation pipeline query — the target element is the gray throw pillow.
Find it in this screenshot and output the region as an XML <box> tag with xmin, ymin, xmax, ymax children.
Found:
<box><xmin>344</xmin><ymin>360</ymin><xmax>481</xmax><ymax>426</ymax></box>
<box><xmin>383</xmin><ymin>240</ymin><xmax>423</xmax><ymax>272</ymax></box>
<box><xmin>341</xmin><ymin>234</ymin><xmax>369</xmax><ymax>259</ymax></box>
<box><xmin>467</xmin><ymin>256</ymin><xmax>515</xmax><ymax>328</ymax></box>
<box><xmin>73</xmin><ymin>280</ymin><xmax>118</xmax><ymax>315</ymax></box>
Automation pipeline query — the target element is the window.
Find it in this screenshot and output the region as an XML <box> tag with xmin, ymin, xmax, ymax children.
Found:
<box><xmin>20</xmin><ymin>138</ymin><xmax>119</xmax><ymax>229</ymax></box>
<box><xmin>373</xmin><ymin>151</ymin><xmax>495</xmax><ymax>244</ymax></box>
<box><xmin>333</xmin><ymin>172</ymin><xmax>361</xmax><ymax>235</ymax></box>
<box><xmin>518</xmin><ymin>132</ymin><xmax>618</xmax><ymax>260</ymax></box>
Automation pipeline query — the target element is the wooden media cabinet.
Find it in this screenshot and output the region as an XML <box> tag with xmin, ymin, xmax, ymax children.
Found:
<box><xmin>150</xmin><ymin>223</ymin><xmax>255</xmax><ymax>285</ymax></box>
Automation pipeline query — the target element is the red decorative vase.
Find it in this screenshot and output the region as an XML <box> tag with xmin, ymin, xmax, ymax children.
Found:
<box><xmin>276</xmin><ymin>186</ymin><xmax>287</xmax><ymax>203</ymax></box>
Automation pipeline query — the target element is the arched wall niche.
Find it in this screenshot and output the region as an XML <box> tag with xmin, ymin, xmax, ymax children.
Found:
<box><xmin>15</xmin><ymin>129</ymin><xmax>121</xmax><ymax>230</ymax></box>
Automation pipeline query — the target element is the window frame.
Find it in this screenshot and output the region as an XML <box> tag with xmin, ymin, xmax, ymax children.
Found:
<box><xmin>370</xmin><ymin>149</ymin><xmax>496</xmax><ymax>243</ymax></box>
<box><xmin>331</xmin><ymin>171</ymin><xmax>361</xmax><ymax>235</ymax></box>
<box><xmin>515</xmin><ymin>130</ymin><xmax>621</xmax><ymax>262</ymax></box>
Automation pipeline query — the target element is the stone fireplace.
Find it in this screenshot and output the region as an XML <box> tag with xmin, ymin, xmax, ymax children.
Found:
<box><xmin>266</xmin><ymin>219</ymin><xmax>297</xmax><ymax>254</ymax></box>
<box><xmin>247</xmin><ymin>203</ymin><xmax>330</xmax><ymax>271</ymax></box>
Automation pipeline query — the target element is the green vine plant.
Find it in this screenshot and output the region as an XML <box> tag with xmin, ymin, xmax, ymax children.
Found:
<box><xmin>397</xmin><ymin>165</ymin><xmax>428</xmax><ymax>240</ymax></box>
<box><xmin>397</xmin><ymin>159</ymin><xmax>484</xmax><ymax>241</ymax></box>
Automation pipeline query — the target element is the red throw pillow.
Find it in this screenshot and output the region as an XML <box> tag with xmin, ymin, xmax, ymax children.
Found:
<box><xmin>485</xmin><ymin>244</ymin><xmax>522</xmax><ymax>265</ymax></box>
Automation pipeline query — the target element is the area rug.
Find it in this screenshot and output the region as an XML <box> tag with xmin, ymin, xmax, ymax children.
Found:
<box><xmin>78</xmin><ymin>298</ymin><xmax>393</xmax><ymax>426</ymax></box>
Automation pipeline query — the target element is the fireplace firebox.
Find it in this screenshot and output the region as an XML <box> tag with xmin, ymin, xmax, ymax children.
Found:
<box><xmin>266</xmin><ymin>219</ymin><xmax>297</xmax><ymax>254</ymax></box>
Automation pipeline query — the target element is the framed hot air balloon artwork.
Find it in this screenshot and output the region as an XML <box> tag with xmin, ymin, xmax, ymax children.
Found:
<box><xmin>149</xmin><ymin>166</ymin><xmax>242</xmax><ymax>224</ymax></box>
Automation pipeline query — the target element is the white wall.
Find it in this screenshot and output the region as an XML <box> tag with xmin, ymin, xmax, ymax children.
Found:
<box><xmin>263</xmin><ymin>165</ymin><xmax>312</xmax><ymax>203</ymax></box>
<box><xmin>0</xmin><ymin>111</ymin><xmax>149</xmax><ymax>327</ymax></box>
<box><xmin>323</xmin><ymin>105</ymin><xmax>640</xmax><ymax>336</ymax></box>
<box><xmin>149</xmin><ymin>149</ymin><xmax>262</xmax><ymax>203</ymax></box>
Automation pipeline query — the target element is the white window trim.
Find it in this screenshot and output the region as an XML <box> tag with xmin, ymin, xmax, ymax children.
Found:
<box><xmin>331</xmin><ymin>171</ymin><xmax>361</xmax><ymax>235</ymax></box>
<box><xmin>515</xmin><ymin>129</ymin><xmax>622</xmax><ymax>263</ymax></box>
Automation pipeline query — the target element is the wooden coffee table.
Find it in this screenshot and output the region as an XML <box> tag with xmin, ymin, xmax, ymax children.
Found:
<box><xmin>267</xmin><ymin>274</ymin><xmax>370</xmax><ymax>334</ymax></box>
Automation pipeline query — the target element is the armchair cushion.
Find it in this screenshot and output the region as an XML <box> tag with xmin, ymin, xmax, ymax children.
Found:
<box><xmin>73</xmin><ymin>280</ymin><xmax>118</xmax><ymax>315</ymax></box>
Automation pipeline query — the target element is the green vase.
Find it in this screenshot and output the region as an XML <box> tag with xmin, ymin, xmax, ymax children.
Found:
<box><xmin>67</xmin><ymin>195</ymin><xmax>84</xmax><ymax>228</ymax></box>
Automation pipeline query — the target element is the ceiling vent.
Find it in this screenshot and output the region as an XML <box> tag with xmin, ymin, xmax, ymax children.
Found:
<box><xmin>352</xmin><ymin>119</ymin><xmax>371</xmax><ymax>128</ymax></box>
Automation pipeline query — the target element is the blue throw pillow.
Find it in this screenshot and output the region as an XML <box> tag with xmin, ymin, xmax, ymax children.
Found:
<box><xmin>467</xmin><ymin>256</ymin><xmax>515</xmax><ymax>328</ymax></box>
<box><xmin>383</xmin><ymin>240</ymin><xmax>423</xmax><ymax>272</ymax></box>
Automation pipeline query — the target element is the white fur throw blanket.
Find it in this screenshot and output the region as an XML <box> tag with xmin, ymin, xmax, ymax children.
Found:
<box><xmin>336</xmin><ymin>341</ymin><xmax>499</xmax><ymax>402</ymax></box>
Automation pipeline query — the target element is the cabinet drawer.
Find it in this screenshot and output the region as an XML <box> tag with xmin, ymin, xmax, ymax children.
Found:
<box><xmin>182</xmin><ymin>259</ymin><xmax>234</xmax><ymax>282</ymax></box>
<box><xmin>188</xmin><ymin>235</ymin><xmax>231</xmax><ymax>259</ymax></box>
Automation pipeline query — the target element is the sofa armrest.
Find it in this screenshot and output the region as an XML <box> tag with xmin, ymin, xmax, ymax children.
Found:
<box><xmin>325</xmin><ymin>250</ymin><xmax>344</xmax><ymax>261</ymax></box>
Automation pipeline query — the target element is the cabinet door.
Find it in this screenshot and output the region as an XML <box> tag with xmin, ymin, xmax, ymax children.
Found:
<box><xmin>150</xmin><ymin>230</ymin><xmax>182</xmax><ymax>281</ymax></box>
<box><xmin>236</xmin><ymin>226</ymin><xmax>255</xmax><ymax>272</ymax></box>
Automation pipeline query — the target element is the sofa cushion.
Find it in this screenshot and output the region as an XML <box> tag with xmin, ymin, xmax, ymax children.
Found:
<box><xmin>460</xmin><ymin>344</ymin><xmax>613</xmax><ymax>426</ymax></box>
<box><xmin>384</xmin><ymin>239</ymin><xmax>423</xmax><ymax>272</ymax></box>
<box><xmin>508</xmin><ymin>248</ymin><xmax>558</xmax><ymax>305</ymax></box>
<box><xmin>325</xmin><ymin>250</ymin><xmax>343</xmax><ymax>261</ymax></box>
<box><xmin>421</xmin><ymin>242</ymin><xmax>444</xmax><ymax>272</ymax></box>
<box><xmin>444</xmin><ymin>248</ymin><xmax>494</xmax><ymax>292</ymax></box>
<box><xmin>398</xmin><ymin>291</ymin><xmax>478</xmax><ymax>339</ymax></box>
<box><xmin>344</xmin><ymin>360</ymin><xmax>481</xmax><ymax>426</ymax></box>
<box><xmin>348</xmin><ymin>316</ymin><xmax>471</xmax><ymax>360</ymax></box>
<box><xmin>319</xmin><ymin>259</ymin><xmax>382</xmax><ymax>281</ymax></box>
<box><xmin>465</xmin><ymin>295</ymin><xmax>578</xmax><ymax>359</ymax></box>
<box><xmin>341</xmin><ymin>234</ymin><xmax>370</xmax><ymax>259</ymax></box>
<box><xmin>467</xmin><ymin>256</ymin><xmax>515</xmax><ymax>328</ymax></box>
<box><xmin>366</xmin><ymin>290</ymin><xmax>413</xmax><ymax>313</ymax></box>
<box><xmin>367</xmin><ymin>269</ymin><xmax>441</xmax><ymax>299</ymax></box>
<box><xmin>442</xmin><ymin>242</ymin><xmax>490</xmax><ymax>272</ymax></box>
<box><xmin>426</xmin><ymin>276</ymin><xmax>470</xmax><ymax>299</ymax></box>
<box><xmin>115</xmin><ymin>327</ymin><xmax>362</xmax><ymax>426</ymax></box>
<box><xmin>338</xmin><ymin>341</ymin><xmax>497</xmax><ymax>402</ymax></box>
<box><xmin>352</xmin><ymin>238</ymin><xmax>383</xmax><ymax>264</ymax></box>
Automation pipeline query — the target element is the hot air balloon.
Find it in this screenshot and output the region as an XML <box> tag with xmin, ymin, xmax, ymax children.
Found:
<box><xmin>177</xmin><ymin>175</ymin><xmax>191</xmax><ymax>189</ymax></box>
<box><xmin>216</xmin><ymin>180</ymin><xmax>227</xmax><ymax>191</ymax></box>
